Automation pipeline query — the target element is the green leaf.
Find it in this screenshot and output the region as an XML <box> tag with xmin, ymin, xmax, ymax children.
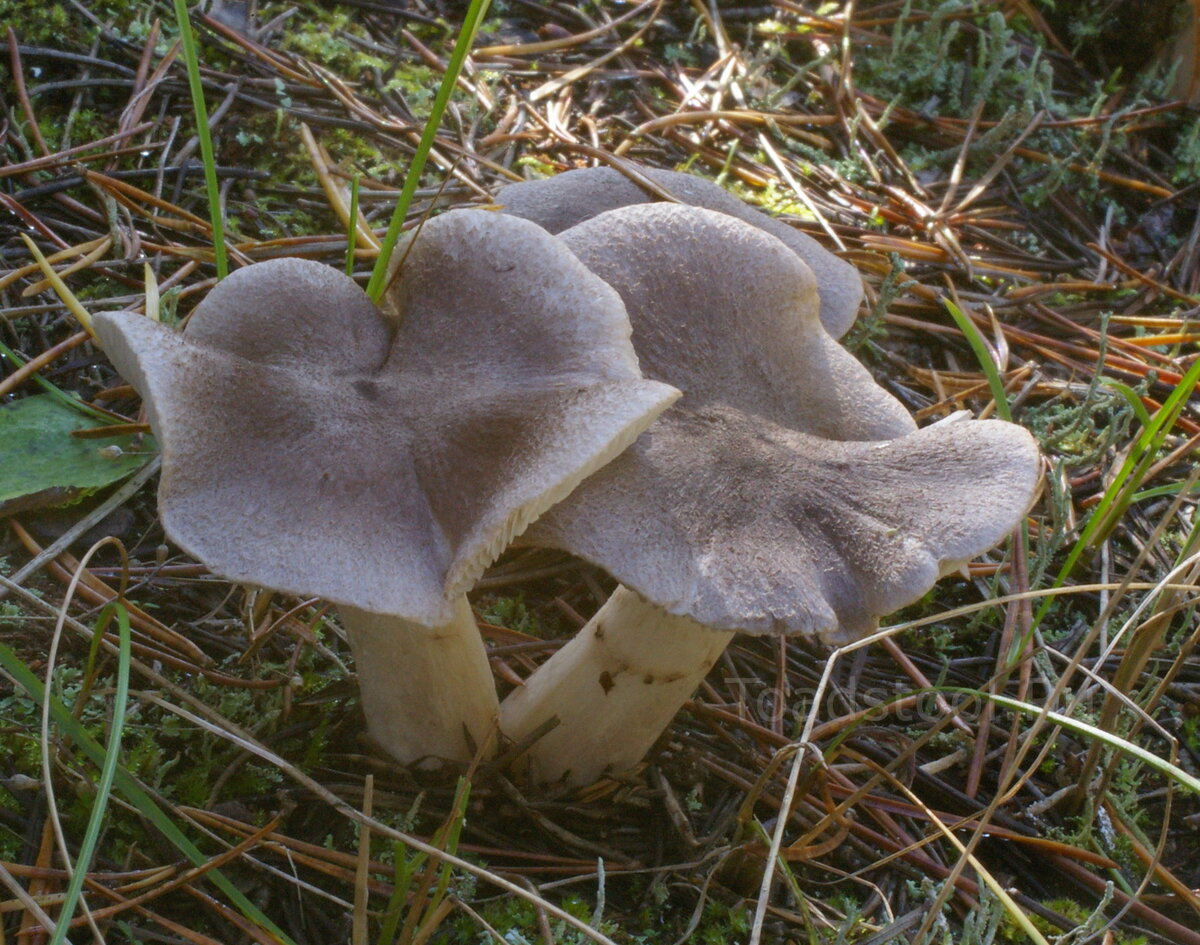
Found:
<box><xmin>0</xmin><ymin>394</ymin><xmax>157</xmax><ymax>516</ymax></box>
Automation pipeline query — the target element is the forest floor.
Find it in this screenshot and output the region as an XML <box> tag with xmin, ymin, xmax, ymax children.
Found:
<box><xmin>2</xmin><ymin>1</ymin><xmax>1200</xmax><ymax>943</ymax></box>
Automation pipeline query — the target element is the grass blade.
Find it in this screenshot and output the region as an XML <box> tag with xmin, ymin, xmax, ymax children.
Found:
<box><xmin>950</xmin><ymin>688</ymin><xmax>1200</xmax><ymax>794</ymax></box>
<box><xmin>0</xmin><ymin>641</ymin><xmax>296</xmax><ymax>944</ymax></box>
<box><xmin>172</xmin><ymin>0</ymin><xmax>228</xmax><ymax>280</ymax></box>
<box><xmin>1034</xmin><ymin>354</ymin><xmax>1200</xmax><ymax>628</ymax></box>
<box><xmin>346</xmin><ymin>172</ymin><xmax>361</xmax><ymax>276</ymax></box>
<box><xmin>366</xmin><ymin>0</ymin><xmax>493</xmax><ymax>301</ymax></box>
<box><xmin>944</xmin><ymin>299</ymin><xmax>1011</xmax><ymax>421</ymax></box>
<box><xmin>0</xmin><ymin>338</ymin><xmax>127</xmax><ymax>424</ymax></box>
<box><xmin>1103</xmin><ymin>379</ymin><xmax>1152</xmax><ymax>429</ymax></box>
<box><xmin>49</xmin><ymin>603</ymin><xmax>132</xmax><ymax>945</ymax></box>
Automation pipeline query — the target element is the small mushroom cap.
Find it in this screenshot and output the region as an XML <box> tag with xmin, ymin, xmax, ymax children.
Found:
<box><xmin>94</xmin><ymin>211</ymin><xmax>678</xmax><ymax>626</ymax></box>
<box><xmin>523</xmin><ymin>204</ymin><xmax>1042</xmax><ymax>640</ymax></box>
<box><xmin>555</xmin><ymin>203</ymin><xmax>913</xmax><ymax>441</ymax></box>
<box><xmin>495</xmin><ymin>165</ymin><xmax>864</xmax><ymax>339</ymax></box>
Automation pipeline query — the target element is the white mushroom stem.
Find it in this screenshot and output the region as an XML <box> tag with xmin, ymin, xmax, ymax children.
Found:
<box><xmin>499</xmin><ymin>585</ymin><xmax>734</xmax><ymax>785</ymax></box>
<box><xmin>340</xmin><ymin>597</ymin><xmax>499</xmax><ymax>768</ymax></box>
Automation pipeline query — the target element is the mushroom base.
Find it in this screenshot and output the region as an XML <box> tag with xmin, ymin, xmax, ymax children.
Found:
<box><xmin>499</xmin><ymin>585</ymin><xmax>734</xmax><ymax>786</ymax></box>
<box><xmin>341</xmin><ymin>597</ymin><xmax>500</xmax><ymax>768</ymax></box>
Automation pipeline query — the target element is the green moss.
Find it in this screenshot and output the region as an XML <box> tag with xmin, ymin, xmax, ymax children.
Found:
<box><xmin>1171</xmin><ymin>115</ymin><xmax>1200</xmax><ymax>186</ymax></box>
<box><xmin>383</xmin><ymin>64</ymin><xmax>438</xmax><ymax>116</ymax></box>
<box><xmin>1</xmin><ymin>0</ymin><xmax>73</xmax><ymax>45</ymax></box>
<box><xmin>842</xmin><ymin>0</ymin><xmax>1171</xmax><ymax>218</ymax></box>
<box><xmin>0</xmin><ymin>686</ymin><xmax>45</xmax><ymax>774</ymax></box>
<box><xmin>322</xmin><ymin>126</ymin><xmax>396</xmax><ymax>181</ymax></box>
<box><xmin>1183</xmin><ymin>713</ymin><xmax>1200</xmax><ymax>759</ymax></box>
<box><xmin>267</xmin><ymin>0</ymin><xmax>458</xmax><ymax>126</ymax></box>
<box><xmin>438</xmin><ymin>891</ymin><xmax>751</xmax><ymax>944</ymax></box>
<box><xmin>1023</xmin><ymin>386</ymin><xmax>1135</xmax><ymax>468</ymax></box>
<box><xmin>514</xmin><ymin>155</ymin><xmax>560</xmax><ymax>179</ymax></box>
<box><xmin>1023</xmin><ymin>897</ymin><xmax>1148</xmax><ymax>944</ymax></box>
<box><xmin>480</xmin><ymin>594</ymin><xmax>542</xmax><ymax>636</ymax></box>
<box><xmin>729</xmin><ymin>179</ymin><xmax>815</xmax><ymax>219</ymax></box>
<box><xmin>0</xmin><ymin>0</ymin><xmax>155</xmax><ymax>46</ymax></box>
<box><xmin>0</xmin><ymin>621</ymin><xmax>343</xmax><ymax>882</ymax></box>
<box><xmin>276</xmin><ymin>8</ymin><xmax>384</xmax><ymax>75</ymax></box>
<box><xmin>852</xmin><ymin>2</ymin><xmax>1053</xmax><ymax>121</ymax></box>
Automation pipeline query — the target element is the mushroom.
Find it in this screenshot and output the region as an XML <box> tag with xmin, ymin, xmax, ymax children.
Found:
<box><xmin>495</xmin><ymin>164</ymin><xmax>864</xmax><ymax>339</ymax></box>
<box><xmin>92</xmin><ymin>210</ymin><xmax>678</xmax><ymax>768</ymax></box>
<box><xmin>498</xmin><ymin>204</ymin><xmax>1042</xmax><ymax>786</ymax></box>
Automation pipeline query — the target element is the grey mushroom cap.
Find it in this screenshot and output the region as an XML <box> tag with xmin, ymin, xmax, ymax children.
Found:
<box><xmin>495</xmin><ymin>164</ymin><xmax>864</xmax><ymax>340</ymax></box>
<box><xmin>93</xmin><ymin>210</ymin><xmax>678</xmax><ymax>626</ymax></box>
<box><xmin>522</xmin><ymin>203</ymin><xmax>1042</xmax><ymax>641</ymax></box>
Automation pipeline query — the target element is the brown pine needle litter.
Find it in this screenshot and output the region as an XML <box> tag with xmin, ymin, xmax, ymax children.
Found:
<box><xmin>3</xmin><ymin>2</ymin><xmax>1200</xmax><ymax>942</ymax></box>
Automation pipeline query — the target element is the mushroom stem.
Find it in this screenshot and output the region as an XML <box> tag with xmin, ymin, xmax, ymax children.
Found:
<box><xmin>499</xmin><ymin>585</ymin><xmax>734</xmax><ymax>785</ymax></box>
<box><xmin>340</xmin><ymin>597</ymin><xmax>499</xmax><ymax>768</ymax></box>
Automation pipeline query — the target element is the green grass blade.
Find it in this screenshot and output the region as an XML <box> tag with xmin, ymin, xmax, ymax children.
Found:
<box><xmin>1034</xmin><ymin>354</ymin><xmax>1200</xmax><ymax>627</ymax></box>
<box><xmin>366</xmin><ymin>0</ymin><xmax>493</xmax><ymax>301</ymax></box>
<box><xmin>1130</xmin><ymin>481</ymin><xmax>1200</xmax><ymax>503</ymax></box>
<box><xmin>0</xmin><ymin>339</ymin><xmax>128</xmax><ymax>425</ymax></box>
<box><xmin>0</xmin><ymin>641</ymin><xmax>296</xmax><ymax>945</ymax></box>
<box><xmin>172</xmin><ymin>0</ymin><xmax>228</xmax><ymax>280</ymax></box>
<box><xmin>49</xmin><ymin>604</ymin><xmax>132</xmax><ymax>945</ymax></box>
<box><xmin>1103</xmin><ymin>379</ymin><xmax>1152</xmax><ymax>429</ymax></box>
<box><xmin>346</xmin><ymin>172</ymin><xmax>361</xmax><ymax>277</ymax></box>
<box><xmin>944</xmin><ymin>299</ymin><xmax>1011</xmax><ymax>421</ymax></box>
<box><xmin>377</xmin><ymin>779</ymin><xmax>470</xmax><ymax>945</ymax></box>
<box><xmin>950</xmin><ymin>688</ymin><xmax>1200</xmax><ymax>795</ymax></box>
<box><xmin>1085</xmin><ymin>357</ymin><xmax>1200</xmax><ymax>547</ymax></box>
<box><xmin>377</xmin><ymin>843</ymin><xmax>422</xmax><ymax>945</ymax></box>
<box><xmin>427</xmin><ymin>777</ymin><xmax>470</xmax><ymax>914</ymax></box>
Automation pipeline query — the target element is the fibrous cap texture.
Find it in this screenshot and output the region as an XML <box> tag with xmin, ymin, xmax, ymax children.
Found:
<box><xmin>93</xmin><ymin>211</ymin><xmax>678</xmax><ymax>626</ymax></box>
<box><xmin>523</xmin><ymin>204</ymin><xmax>1042</xmax><ymax>640</ymax></box>
<box><xmin>496</xmin><ymin>164</ymin><xmax>864</xmax><ymax>339</ymax></box>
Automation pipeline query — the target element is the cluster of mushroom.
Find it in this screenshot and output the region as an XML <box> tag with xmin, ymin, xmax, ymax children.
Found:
<box><xmin>94</xmin><ymin>164</ymin><xmax>1041</xmax><ymax>786</ymax></box>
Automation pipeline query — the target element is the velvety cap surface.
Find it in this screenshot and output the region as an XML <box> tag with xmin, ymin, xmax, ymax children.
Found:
<box><xmin>496</xmin><ymin>164</ymin><xmax>864</xmax><ymax>339</ymax></box>
<box><xmin>557</xmin><ymin>204</ymin><xmax>913</xmax><ymax>440</ymax></box>
<box><xmin>529</xmin><ymin>407</ymin><xmax>1040</xmax><ymax>639</ymax></box>
<box><xmin>523</xmin><ymin>204</ymin><xmax>1042</xmax><ymax>639</ymax></box>
<box><xmin>93</xmin><ymin>212</ymin><xmax>677</xmax><ymax>625</ymax></box>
